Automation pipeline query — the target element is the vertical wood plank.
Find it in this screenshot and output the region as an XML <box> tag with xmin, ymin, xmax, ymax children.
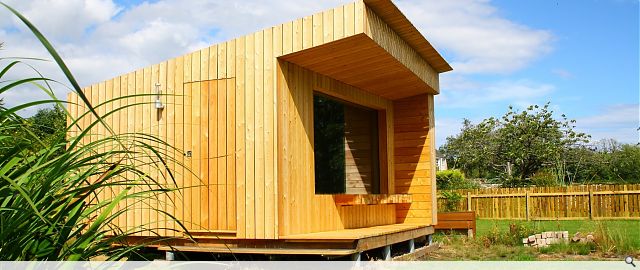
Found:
<box><xmin>217</xmin><ymin>79</ymin><xmax>227</xmax><ymax>229</ymax></box>
<box><xmin>334</xmin><ymin>5</ymin><xmax>344</xmax><ymax>40</ymax></box>
<box><xmin>208</xmin><ymin>80</ymin><xmax>218</xmax><ymax>230</ymax></box>
<box><xmin>263</xmin><ymin>27</ymin><xmax>276</xmax><ymax>239</ymax></box>
<box><xmin>200</xmin><ymin>79</ymin><xmax>210</xmax><ymax>230</ymax></box>
<box><xmin>218</xmin><ymin>42</ymin><xmax>228</xmax><ymax>230</ymax></box>
<box><xmin>173</xmin><ymin>57</ymin><xmax>185</xmax><ymax>234</ymax></box>
<box><xmin>272</xmin><ymin>24</ymin><xmax>283</xmax><ymax>238</ymax></box>
<box><xmin>135</xmin><ymin>69</ymin><xmax>145</xmax><ymax>234</ymax></box>
<box><xmin>355</xmin><ymin>0</ymin><xmax>365</xmax><ymax>34</ymax></box>
<box><xmin>209</xmin><ymin>45</ymin><xmax>218</xmax><ymax>81</ymax></box>
<box><xmin>150</xmin><ymin>64</ymin><xmax>160</xmax><ymax>235</ymax></box>
<box><xmin>191</xmin><ymin>80</ymin><xmax>202</xmax><ymax>230</ymax></box>
<box><xmin>183</xmin><ymin>54</ymin><xmax>193</xmax><ymax>231</ymax></box>
<box><xmin>245</xmin><ymin>33</ymin><xmax>256</xmax><ymax>238</ymax></box>
<box><xmin>207</xmin><ymin>46</ymin><xmax>218</xmax><ymax>231</ymax></box>
<box><xmin>161</xmin><ymin>61</ymin><xmax>170</xmax><ymax>235</ymax></box>
<box><xmin>166</xmin><ymin>58</ymin><xmax>176</xmax><ymax>236</ymax></box>
<box><xmin>191</xmin><ymin>51</ymin><xmax>202</xmax><ymax>230</ymax></box>
<box><xmin>226</xmin><ymin>40</ymin><xmax>237</xmax><ymax>230</ymax></box>
<box><xmin>302</xmin><ymin>16</ymin><xmax>313</xmax><ymax>50</ymax></box>
<box><xmin>199</xmin><ymin>48</ymin><xmax>209</xmax><ymax>229</ymax></box>
<box><xmin>344</xmin><ymin>2</ymin><xmax>355</xmax><ymax>37</ymax></box>
<box><xmin>323</xmin><ymin>8</ymin><xmax>334</xmax><ymax>43</ymax></box>
<box><xmin>126</xmin><ymin>72</ymin><xmax>136</xmax><ymax>232</ymax></box>
<box><xmin>254</xmin><ymin>30</ymin><xmax>266</xmax><ymax>239</ymax></box>
<box><xmin>95</xmin><ymin>82</ymin><xmax>104</xmax><ymax>218</ymax></box>
<box><xmin>235</xmin><ymin>36</ymin><xmax>247</xmax><ymax>238</ymax></box>
<box><xmin>104</xmin><ymin>78</ymin><xmax>113</xmax><ymax>226</ymax></box>
<box><xmin>312</xmin><ymin>13</ymin><xmax>323</xmax><ymax>47</ymax></box>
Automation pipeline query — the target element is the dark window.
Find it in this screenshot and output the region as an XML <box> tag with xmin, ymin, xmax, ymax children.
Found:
<box><xmin>313</xmin><ymin>93</ymin><xmax>380</xmax><ymax>194</ymax></box>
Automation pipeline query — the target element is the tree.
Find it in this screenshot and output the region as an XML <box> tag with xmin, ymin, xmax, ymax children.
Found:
<box><xmin>609</xmin><ymin>144</ymin><xmax>640</xmax><ymax>182</ymax></box>
<box><xmin>28</xmin><ymin>105</ymin><xmax>67</xmax><ymax>143</ymax></box>
<box><xmin>496</xmin><ymin>103</ymin><xmax>589</xmax><ymax>185</ymax></box>
<box><xmin>440</xmin><ymin>119</ymin><xmax>499</xmax><ymax>178</ymax></box>
<box><xmin>440</xmin><ymin>103</ymin><xmax>589</xmax><ymax>186</ymax></box>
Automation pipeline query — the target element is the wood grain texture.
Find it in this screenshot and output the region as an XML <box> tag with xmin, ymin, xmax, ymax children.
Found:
<box><xmin>67</xmin><ymin>0</ymin><xmax>450</xmax><ymax>240</ymax></box>
<box><xmin>439</xmin><ymin>184</ymin><xmax>640</xmax><ymax>220</ymax></box>
<box><xmin>393</xmin><ymin>94</ymin><xmax>435</xmax><ymax>225</ymax></box>
<box><xmin>277</xmin><ymin>62</ymin><xmax>398</xmax><ymax>236</ymax></box>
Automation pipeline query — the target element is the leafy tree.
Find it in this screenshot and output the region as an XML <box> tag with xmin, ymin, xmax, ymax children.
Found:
<box><xmin>440</xmin><ymin>103</ymin><xmax>589</xmax><ymax>186</ymax></box>
<box><xmin>609</xmin><ymin>144</ymin><xmax>640</xmax><ymax>182</ymax></box>
<box><xmin>496</xmin><ymin>103</ymin><xmax>589</xmax><ymax>185</ymax></box>
<box><xmin>0</xmin><ymin>105</ymin><xmax>67</xmax><ymax>158</ymax></box>
<box><xmin>439</xmin><ymin>119</ymin><xmax>499</xmax><ymax>178</ymax></box>
<box><xmin>28</xmin><ymin>105</ymin><xmax>67</xmax><ymax>144</ymax></box>
<box><xmin>558</xmin><ymin>139</ymin><xmax>640</xmax><ymax>184</ymax></box>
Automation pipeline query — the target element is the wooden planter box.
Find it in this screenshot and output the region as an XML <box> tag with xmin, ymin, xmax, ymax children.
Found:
<box><xmin>434</xmin><ymin>211</ymin><xmax>476</xmax><ymax>237</ymax></box>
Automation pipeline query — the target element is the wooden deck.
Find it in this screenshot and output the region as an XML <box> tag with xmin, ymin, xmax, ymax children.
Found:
<box><xmin>281</xmin><ymin>223</ymin><xmax>428</xmax><ymax>240</ymax></box>
<box><xmin>157</xmin><ymin>224</ymin><xmax>433</xmax><ymax>256</ymax></box>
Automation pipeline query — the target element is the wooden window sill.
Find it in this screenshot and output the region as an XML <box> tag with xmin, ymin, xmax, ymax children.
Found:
<box><xmin>333</xmin><ymin>194</ymin><xmax>412</xmax><ymax>206</ymax></box>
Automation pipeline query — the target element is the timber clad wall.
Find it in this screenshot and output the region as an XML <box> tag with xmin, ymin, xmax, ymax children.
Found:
<box><xmin>277</xmin><ymin>63</ymin><xmax>397</xmax><ymax>236</ymax></box>
<box><xmin>344</xmin><ymin>105</ymin><xmax>378</xmax><ymax>194</ymax></box>
<box><xmin>68</xmin><ymin>0</ymin><xmax>449</xmax><ymax>240</ymax></box>
<box><xmin>393</xmin><ymin>94</ymin><xmax>437</xmax><ymax>224</ymax></box>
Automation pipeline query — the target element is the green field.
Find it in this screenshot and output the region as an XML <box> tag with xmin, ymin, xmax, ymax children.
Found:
<box><xmin>427</xmin><ymin>219</ymin><xmax>640</xmax><ymax>260</ymax></box>
<box><xmin>477</xmin><ymin>219</ymin><xmax>640</xmax><ymax>250</ymax></box>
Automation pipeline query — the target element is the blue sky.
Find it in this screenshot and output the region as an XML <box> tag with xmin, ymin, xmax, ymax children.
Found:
<box><xmin>430</xmin><ymin>0</ymin><xmax>639</xmax><ymax>146</ymax></box>
<box><xmin>0</xmin><ymin>0</ymin><xmax>638</xmax><ymax>146</ymax></box>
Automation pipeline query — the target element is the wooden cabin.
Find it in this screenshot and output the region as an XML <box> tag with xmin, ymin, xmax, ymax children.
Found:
<box><xmin>68</xmin><ymin>0</ymin><xmax>452</xmax><ymax>258</ymax></box>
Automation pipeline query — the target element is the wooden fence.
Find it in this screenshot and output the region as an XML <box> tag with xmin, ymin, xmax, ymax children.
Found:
<box><xmin>437</xmin><ymin>184</ymin><xmax>640</xmax><ymax>220</ymax></box>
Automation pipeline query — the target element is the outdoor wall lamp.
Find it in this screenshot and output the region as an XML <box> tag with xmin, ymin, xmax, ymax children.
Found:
<box><xmin>154</xmin><ymin>83</ymin><xmax>164</xmax><ymax>109</ymax></box>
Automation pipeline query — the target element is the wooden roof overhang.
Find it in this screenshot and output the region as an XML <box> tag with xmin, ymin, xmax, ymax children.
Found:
<box><xmin>363</xmin><ymin>0</ymin><xmax>453</xmax><ymax>73</ymax></box>
<box><xmin>279</xmin><ymin>34</ymin><xmax>433</xmax><ymax>100</ymax></box>
<box><xmin>279</xmin><ymin>0</ymin><xmax>452</xmax><ymax>101</ymax></box>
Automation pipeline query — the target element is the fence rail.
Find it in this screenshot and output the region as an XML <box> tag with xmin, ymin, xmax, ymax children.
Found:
<box><xmin>437</xmin><ymin>184</ymin><xmax>640</xmax><ymax>220</ymax></box>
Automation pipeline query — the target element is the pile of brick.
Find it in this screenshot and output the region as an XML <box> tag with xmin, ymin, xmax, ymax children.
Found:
<box><xmin>522</xmin><ymin>231</ymin><xmax>569</xmax><ymax>248</ymax></box>
<box><xmin>570</xmin><ymin>232</ymin><xmax>595</xmax><ymax>243</ymax></box>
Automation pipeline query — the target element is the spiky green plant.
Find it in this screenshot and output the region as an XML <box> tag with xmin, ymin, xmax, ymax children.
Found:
<box><xmin>0</xmin><ymin>3</ymin><xmax>189</xmax><ymax>260</ymax></box>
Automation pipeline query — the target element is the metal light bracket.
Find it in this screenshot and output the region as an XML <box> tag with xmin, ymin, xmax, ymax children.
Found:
<box><xmin>155</xmin><ymin>83</ymin><xmax>165</xmax><ymax>109</ymax></box>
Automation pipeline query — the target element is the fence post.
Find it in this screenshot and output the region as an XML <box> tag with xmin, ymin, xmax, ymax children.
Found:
<box><xmin>525</xmin><ymin>192</ymin><xmax>530</xmax><ymax>221</ymax></box>
<box><xmin>624</xmin><ymin>185</ymin><xmax>629</xmax><ymax>217</ymax></box>
<box><xmin>588</xmin><ymin>190</ymin><xmax>593</xmax><ymax>220</ymax></box>
<box><xmin>467</xmin><ymin>192</ymin><xmax>472</xmax><ymax>211</ymax></box>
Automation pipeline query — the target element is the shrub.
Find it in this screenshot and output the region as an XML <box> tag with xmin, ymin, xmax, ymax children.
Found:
<box><xmin>530</xmin><ymin>170</ymin><xmax>558</xmax><ymax>187</ymax></box>
<box><xmin>440</xmin><ymin>191</ymin><xmax>463</xmax><ymax>212</ymax></box>
<box><xmin>481</xmin><ymin>222</ymin><xmax>535</xmax><ymax>247</ymax></box>
<box><xmin>437</xmin><ymin>169</ymin><xmax>479</xmax><ymax>190</ymax></box>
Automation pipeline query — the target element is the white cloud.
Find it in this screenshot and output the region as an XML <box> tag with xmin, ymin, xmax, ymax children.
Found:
<box><xmin>0</xmin><ymin>0</ymin><xmax>350</xmax><ymax>114</ymax></box>
<box><xmin>576</xmin><ymin>104</ymin><xmax>640</xmax><ymax>144</ymax></box>
<box><xmin>397</xmin><ymin>0</ymin><xmax>553</xmax><ymax>74</ymax></box>
<box><xmin>438</xmin><ymin>75</ymin><xmax>555</xmax><ymax>109</ymax></box>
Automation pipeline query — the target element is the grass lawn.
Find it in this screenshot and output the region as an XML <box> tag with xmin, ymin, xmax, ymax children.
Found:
<box><xmin>425</xmin><ymin>219</ymin><xmax>640</xmax><ymax>261</ymax></box>
<box><xmin>477</xmin><ymin>219</ymin><xmax>640</xmax><ymax>251</ymax></box>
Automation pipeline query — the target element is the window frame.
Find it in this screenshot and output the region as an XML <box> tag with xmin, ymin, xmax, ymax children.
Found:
<box><xmin>311</xmin><ymin>90</ymin><xmax>389</xmax><ymax>195</ymax></box>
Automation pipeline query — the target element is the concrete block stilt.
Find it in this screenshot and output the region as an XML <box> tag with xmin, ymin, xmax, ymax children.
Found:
<box><xmin>383</xmin><ymin>245</ymin><xmax>392</xmax><ymax>260</ymax></box>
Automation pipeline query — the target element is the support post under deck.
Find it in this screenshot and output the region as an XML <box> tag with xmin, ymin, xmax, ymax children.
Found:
<box><xmin>409</xmin><ymin>239</ymin><xmax>415</xmax><ymax>253</ymax></box>
<box><xmin>165</xmin><ymin>251</ymin><xmax>175</xmax><ymax>261</ymax></box>
<box><xmin>383</xmin><ymin>245</ymin><xmax>392</xmax><ymax>260</ymax></box>
<box><xmin>352</xmin><ymin>251</ymin><xmax>362</xmax><ymax>266</ymax></box>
